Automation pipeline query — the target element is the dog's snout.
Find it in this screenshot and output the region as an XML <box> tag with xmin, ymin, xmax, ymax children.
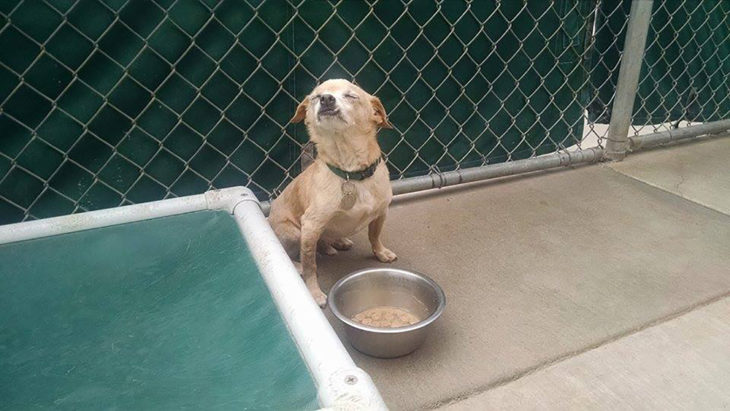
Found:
<box><xmin>320</xmin><ymin>94</ymin><xmax>336</xmax><ymax>107</ymax></box>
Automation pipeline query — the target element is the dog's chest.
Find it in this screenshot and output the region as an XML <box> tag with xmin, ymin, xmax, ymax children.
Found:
<box><xmin>325</xmin><ymin>179</ymin><xmax>389</xmax><ymax>237</ymax></box>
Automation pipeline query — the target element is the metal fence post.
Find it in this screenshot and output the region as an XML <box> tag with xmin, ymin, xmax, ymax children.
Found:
<box><xmin>605</xmin><ymin>0</ymin><xmax>654</xmax><ymax>161</ymax></box>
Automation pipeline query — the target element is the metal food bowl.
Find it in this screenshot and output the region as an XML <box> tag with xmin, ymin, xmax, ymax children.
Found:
<box><xmin>329</xmin><ymin>268</ymin><xmax>446</xmax><ymax>358</ymax></box>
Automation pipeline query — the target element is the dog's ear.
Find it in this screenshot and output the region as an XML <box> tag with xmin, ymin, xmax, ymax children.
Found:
<box><xmin>370</xmin><ymin>96</ymin><xmax>394</xmax><ymax>129</ymax></box>
<box><xmin>290</xmin><ymin>98</ymin><xmax>309</xmax><ymax>123</ymax></box>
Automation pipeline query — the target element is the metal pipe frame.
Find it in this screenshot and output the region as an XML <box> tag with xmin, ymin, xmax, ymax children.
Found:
<box><xmin>605</xmin><ymin>0</ymin><xmax>655</xmax><ymax>160</ymax></box>
<box><xmin>259</xmin><ymin>118</ymin><xmax>729</xmax><ymax>216</ymax></box>
<box><xmin>629</xmin><ymin>119</ymin><xmax>730</xmax><ymax>150</ymax></box>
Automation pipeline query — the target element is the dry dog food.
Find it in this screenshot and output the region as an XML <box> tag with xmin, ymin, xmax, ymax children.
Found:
<box><xmin>352</xmin><ymin>306</ymin><xmax>420</xmax><ymax>328</ymax></box>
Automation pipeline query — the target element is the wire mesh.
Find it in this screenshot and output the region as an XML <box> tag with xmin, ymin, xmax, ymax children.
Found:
<box><xmin>0</xmin><ymin>0</ymin><xmax>727</xmax><ymax>225</ymax></box>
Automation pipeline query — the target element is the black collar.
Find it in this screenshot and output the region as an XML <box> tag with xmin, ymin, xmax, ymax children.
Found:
<box><xmin>325</xmin><ymin>156</ymin><xmax>382</xmax><ymax>181</ymax></box>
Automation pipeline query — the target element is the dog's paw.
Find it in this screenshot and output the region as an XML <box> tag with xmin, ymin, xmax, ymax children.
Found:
<box><xmin>310</xmin><ymin>289</ymin><xmax>328</xmax><ymax>308</ymax></box>
<box><xmin>332</xmin><ymin>238</ymin><xmax>354</xmax><ymax>251</ymax></box>
<box><xmin>317</xmin><ymin>242</ymin><xmax>338</xmax><ymax>256</ymax></box>
<box><xmin>374</xmin><ymin>247</ymin><xmax>398</xmax><ymax>263</ymax></box>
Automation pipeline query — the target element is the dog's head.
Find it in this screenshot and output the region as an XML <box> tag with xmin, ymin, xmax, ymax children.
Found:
<box><xmin>290</xmin><ymin>79</ymin><xmax>393</xmax><ymax>133</ymax></box>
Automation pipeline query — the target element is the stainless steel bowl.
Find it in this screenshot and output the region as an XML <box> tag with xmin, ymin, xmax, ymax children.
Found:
<box><xmin>329</xmin><ymin>268</ymin><xmax>446</xmax><ymax>358</ymax></box>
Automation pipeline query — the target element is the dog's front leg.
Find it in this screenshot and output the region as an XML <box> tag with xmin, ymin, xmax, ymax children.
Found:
<box><xmin>300</xmin><ymin>213</ymin><xmax>329</xmax><ymax>307</ymax></box>
<box><xmin>369</xmin><ymin>213</ymin><xmax>397</xmax><ymax>263</ymax></box>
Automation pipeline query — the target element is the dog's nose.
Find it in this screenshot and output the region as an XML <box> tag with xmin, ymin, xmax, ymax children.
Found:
<box><xmin>320</xmin><ymin>94</ymin><xmax>336</xmax><ymax>107</ymax></box>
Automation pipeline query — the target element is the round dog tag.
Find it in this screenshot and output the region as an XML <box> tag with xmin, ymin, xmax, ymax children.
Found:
<box><xmin>340</xmin><ymin>181</ymin><xmax>357</xmax><ymax>210</ymax></box>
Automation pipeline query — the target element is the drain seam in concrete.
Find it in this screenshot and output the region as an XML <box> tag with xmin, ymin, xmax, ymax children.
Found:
<box><xmin>425</xmin><ymin>290</ymin><xmax>730</xmax><ymax>410</ymax></box>
<box><xmin>603</xmin><ymin>165</ymin><xmax>730</xmax><ymax>218</ymax></box>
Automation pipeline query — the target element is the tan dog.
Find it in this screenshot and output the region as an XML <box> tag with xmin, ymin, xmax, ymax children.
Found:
<box><xmin>268</xmin><ymin>79</ymin><xmax>397</xmax><ymax>307</ymax></box>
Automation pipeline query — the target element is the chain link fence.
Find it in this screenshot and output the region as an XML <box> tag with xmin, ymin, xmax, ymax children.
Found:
<box><xmin>1</xmin><ymin>0</ymin><xmax>728</xmax><ymax>224</ymax></box>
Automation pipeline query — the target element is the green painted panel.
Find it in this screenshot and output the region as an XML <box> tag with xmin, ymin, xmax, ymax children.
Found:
<box><xmin>0</xmin><ymin>210</ymin><xmax>318</xmax><ymax>410</ymax></box>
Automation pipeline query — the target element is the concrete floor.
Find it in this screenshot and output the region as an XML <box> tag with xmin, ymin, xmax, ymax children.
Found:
<box><xmin>317</xmin><ymin>134</ymin><xmax>730</xmax><ymax>410</ymax></box>
<box><xmin>609</xmin><ymin>136</ymin><xmax>730</xmax><ymax>215</ymax></box>
<box><xmin>442</xmin><ymin>297</ymin><xmax>730</xmax><ymax>410</ymax></box>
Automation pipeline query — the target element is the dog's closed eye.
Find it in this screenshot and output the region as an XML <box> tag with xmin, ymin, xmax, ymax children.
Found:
<box><xmin>344</xmin><ymin>93</ymin><xmax>359</xmax><ymax>100</ymax></box>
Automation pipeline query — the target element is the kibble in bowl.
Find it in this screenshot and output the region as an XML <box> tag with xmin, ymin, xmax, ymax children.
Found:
<box><xmin>352</xmin><ymin>306</ymin><xmax>420</xmax><ymax>328</ymax></box>
<box><xmin>329</xmin><ymin>268</ymin><xmax>446</xmax><ymax>358</ymax></box>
